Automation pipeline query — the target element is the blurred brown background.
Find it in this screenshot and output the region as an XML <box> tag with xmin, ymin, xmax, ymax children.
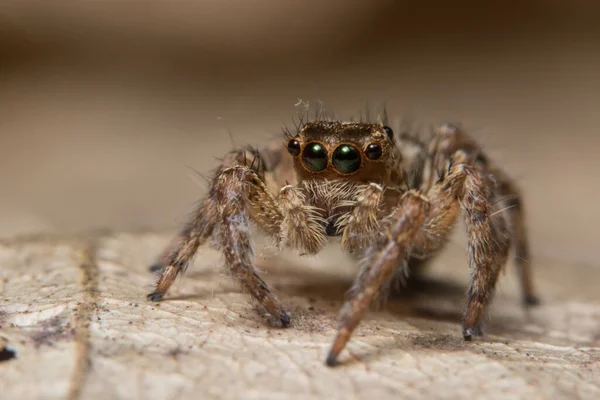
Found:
<box><xmin>0</xmin><ymin>1</ymin><xmax>598</xmax><ymax>267</ymax></box>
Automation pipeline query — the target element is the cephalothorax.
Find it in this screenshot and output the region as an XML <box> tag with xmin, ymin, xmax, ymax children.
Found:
<box><xmin>147</xmin><ymin>110</ymin><xmax>538</xmax><ymax>366</ymax></box>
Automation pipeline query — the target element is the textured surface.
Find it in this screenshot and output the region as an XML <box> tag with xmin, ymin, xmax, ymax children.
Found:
<box><xmin>0</xmin><ymin>232</ymin><xmax>598</xmax><ymax>400</ymax></box>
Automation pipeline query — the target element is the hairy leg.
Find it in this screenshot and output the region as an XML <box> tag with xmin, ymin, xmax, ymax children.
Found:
<box><xmin>326</xmin><ymin>150</ymin><xmax>464</xmax><ymax>366</ymax></box>
<box><xmin>147</xmin><ymin>198</ymin><xmax>217</xmax><ymax>299</ymax></box>
<box><xmin>147</xmin><ymin>150</ymin><xmax>325</xmax><ymax>326</ymax></box>
<box><xmin>148</xmin><ymin>204</ymin><xmax>209</xmax><ymax>274</ymax></box>
<box><xmin>492</xmin><ymin>171</ymin><xmax>539</xmax><ymax>306</ymax></box>
<box><xmin>326</xmin><ymin>151</ymin><xmax>511</xmax><ymax>365</ymax></box>
<box><xmin>147</xmin><ymin>147</ymin><xmax>260</xmax><ymax>274</ymax></box>
<box><xmin>337</xmin><ymin>183</ymin><xmax>414</xmax><ymax>299</ymax></box>
<box><xmin>426</xmin><ymin>147</ymin><xmax>511</xmax><ymax>338</ymax></box>
<box><xmin>327</xmin><ymin>190</ymin><xmax>430</xmax><ymax>366</ymax></box>
<box><xmin>429</xmin><ymin>124</ymin><xmax>527</xmax><ymax>328</ymax></box>
<box><xmin>147</xmin><ymin>163</ymin><xmax>290</xmax><ymax>326</ymax></box>
<box><xmin>214</xmin><ymin>166</ymin><xmax>291</xmax><ymax>327</ymax></box>
<box><xmin>443</xmin><ymin>157</ymin><xmax>511</xmax><ymax>340</ymax></box>
<box><xmin>437</xmin><ymin>122</ymin><xmax>538</xmax><ymax>307</ymax></box>
<box><xmin>148</xmin><ymin>139</ymin><xmax>299</xmax><ymax>272</ymax></box>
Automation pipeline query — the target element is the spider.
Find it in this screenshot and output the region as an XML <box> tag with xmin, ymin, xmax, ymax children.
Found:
<box><xmin>146</xmin><ymin>110</ymin><xmax>539</xmax><ymax>366</ymax></box>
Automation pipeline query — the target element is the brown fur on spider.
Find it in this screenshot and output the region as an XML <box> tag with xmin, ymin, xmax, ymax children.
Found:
<box><xmin>146</xmin><ymin>108</ymin><xmax>539</xmax><ymax>367</ymax></box>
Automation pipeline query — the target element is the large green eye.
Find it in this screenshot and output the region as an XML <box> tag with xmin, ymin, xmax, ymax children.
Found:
<box><xmin>332</xmin><ymin>144</ymin><xmax>361</xmax><ymax>174</ymax></box>
<box><xmin>302</xmin><ymin>142</ymin><xmax>328</xmax><ymax>172</ymax></box>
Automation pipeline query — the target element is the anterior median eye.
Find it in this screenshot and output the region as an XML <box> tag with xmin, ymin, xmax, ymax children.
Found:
<box><xmin>302</xmin><ymin>142</ymin><xmax>328</xmax><ymax>172</ymax></box>
<box><xmin>332</xmin><ymin>144</ymin><xmax>361</xmax><ymax>174</ymax></box>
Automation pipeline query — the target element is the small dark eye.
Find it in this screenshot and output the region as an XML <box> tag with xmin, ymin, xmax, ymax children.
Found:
<box><xmin>332</xmin><ymin>144</ymin><xmax>361</xmax><ymax>174</ymax></box>
<box><xmin>365</xmin><ymin>143</ymin><xmax>383</xmax><ymax>160</ymax></box>
<box><xmin>302</xmin><ymin>142</ymin><xmax>328</xmax><ymax>172</ymax></box>
<box><xmin>287</xmin><ymin>139</ymin><xmax>301</xmax><ymax>156</ymax></box>
<box><xmin>383</xmin><ymin>126</ymin><xmax>394</xmax><ymax>140</ymax></box>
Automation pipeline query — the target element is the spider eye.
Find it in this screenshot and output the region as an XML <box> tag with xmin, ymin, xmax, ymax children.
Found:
<box><xmin>365</xmin><ymin>143</ymin><xmax>382</xmax><ymax>160</ymax></box>
<box><xmin>332</xmin><ymin>144</ymin><xmax>361</xmax><ymax>174</ymax></box>
<box><xmin>287</xmin><ymin>139</ymin><xmax>301</xmax><ymax>156</ymax></box>
<box><xmin>383</xmin><ymin>125</ymin><xmax>394</xmax><ymax>140</ymax></box>
<box><xmin>302</xmin><ymin>142</ymin><xmax>328</xmax><ymax>172</ymax></box>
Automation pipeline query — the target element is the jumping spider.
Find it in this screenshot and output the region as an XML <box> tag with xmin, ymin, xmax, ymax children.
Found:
<box><xmin>147</xmin><ymin>111</ymin><xmax>538</xmax><ymax>366</ymax></box>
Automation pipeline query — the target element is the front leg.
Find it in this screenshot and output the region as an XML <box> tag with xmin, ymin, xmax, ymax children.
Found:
<box><xmin>148</xmin><ymin>200</ymin><xmax>211</xmax><ymax>274</ymax></box>
<box><xmin>326</xmin><ymin>153</ymin><xmax>511</xmax><ymax>365</ymax></box>
<box><xmin>147</xmin><ymin>164</ymin><xmax>291</xmax><ymax>326</ymax></box>
<box><xmin>214</xmin><ymin>166</ymin><xmax>293</xmax><ymax>327</ymax></box>
<box><xmin>147</xmin><ymin>147</ymin><xmax>260</xmax><ymax>275</ymax></box>
<box><xmin>147</xmin><ymin>197</ymin><xmax>217</xmax><ymax>300</ymax></box>
<box><xmin>327</xmin><ymin>190</ymin><xmax>430</xmax><ymax>366</ymax></box>
<box><xmin>148</xmin><ymin>163</ymin><xmax>326</xmax><ymax>327</ymax></box>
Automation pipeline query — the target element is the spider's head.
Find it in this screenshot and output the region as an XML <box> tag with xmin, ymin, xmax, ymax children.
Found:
<box><xmin>286</xmin><ymin>121</ymin><xmax>398</xmax><ymax>183</ymax></box>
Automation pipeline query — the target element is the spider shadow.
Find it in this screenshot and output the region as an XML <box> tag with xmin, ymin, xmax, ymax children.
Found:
<box><xmin>276</xmin><ymin>264</ymin><xmax>470</xmax><ymax>325</ymax></box>
<box><xmin>148</xmin><ymin>252</ymin><xmax>536</xmax><ymax>343</ymax></box>
<box><xmin>272</xmin><ymin>261</ymin><xmax>537</xmax><ymax>341</ymax></box>
<box><xmin>153</xmin><ymin>257</ymin><xmax>468</xmax><ymax>326</ymax></box>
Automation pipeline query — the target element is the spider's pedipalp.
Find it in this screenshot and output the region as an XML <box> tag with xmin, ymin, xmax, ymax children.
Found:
<box><xmin>278</xmin><ymin>184</ymin><xmax>327</xmax><ymax>254</ymax></box>
<box><xmin>338</xmin><ymin>182</ymin><xmax>385</xmax><ymax>255</ymax></box>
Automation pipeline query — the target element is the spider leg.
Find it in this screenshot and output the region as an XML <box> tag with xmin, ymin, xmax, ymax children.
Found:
<box><xmin>326</xmin><ymin>151</ymin><xmax>511</xmax><ymax>365</ymax></box>
<box><xmin>424</xmin><ymin>148</ymin><xmax>511</xmax><ymax>339</ymax></box>
<box><xmin>148</xmin><ymin>203</ymin><xmax>210</xmax><ymax>273</ymax></box>
<box><xmin>493</xmin><ymin>173</ymin><xmax>539</xmax><ymax>306</ymax></box>
<box><xmin>214</xmin><ymin>166</ymin><xmax>292</xmax><ymax>327</ymax></box>
<box><xmin>444</xmin><ymin>156</ymin><xmax>511</xmax><ymax>340</ymax></box>
<box><xmin>327</xmin><ymin>190</ymin><xmax>430</xmax><ymax>366</ymax></box>
<box><xmin>429</xmin><ymin>124</ymin><xmax>527</xmax><ymax>329</ymax></box>
<box><xmin>147</xmin><ymin>197</ymin><xmax>217</xmax><ymax>299</ymax></box>
<box><xmin>337</xmin><ymin>183</ymin><xmax>409</xmax><ymax>298</ymax></box>
<box><xmin>148</xmin><ymin>163</ymin><xmax>291</xmax><ymax>326</ymax></box>
<box><xmin>146</xmin><ymin>147</ymin><xmax>257</xmax><ymax>274</ymax></box>
<box><xmin>147</xmin><ymin>145</ymin><xmax>326</xmax><ymax>327</ymax></box>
